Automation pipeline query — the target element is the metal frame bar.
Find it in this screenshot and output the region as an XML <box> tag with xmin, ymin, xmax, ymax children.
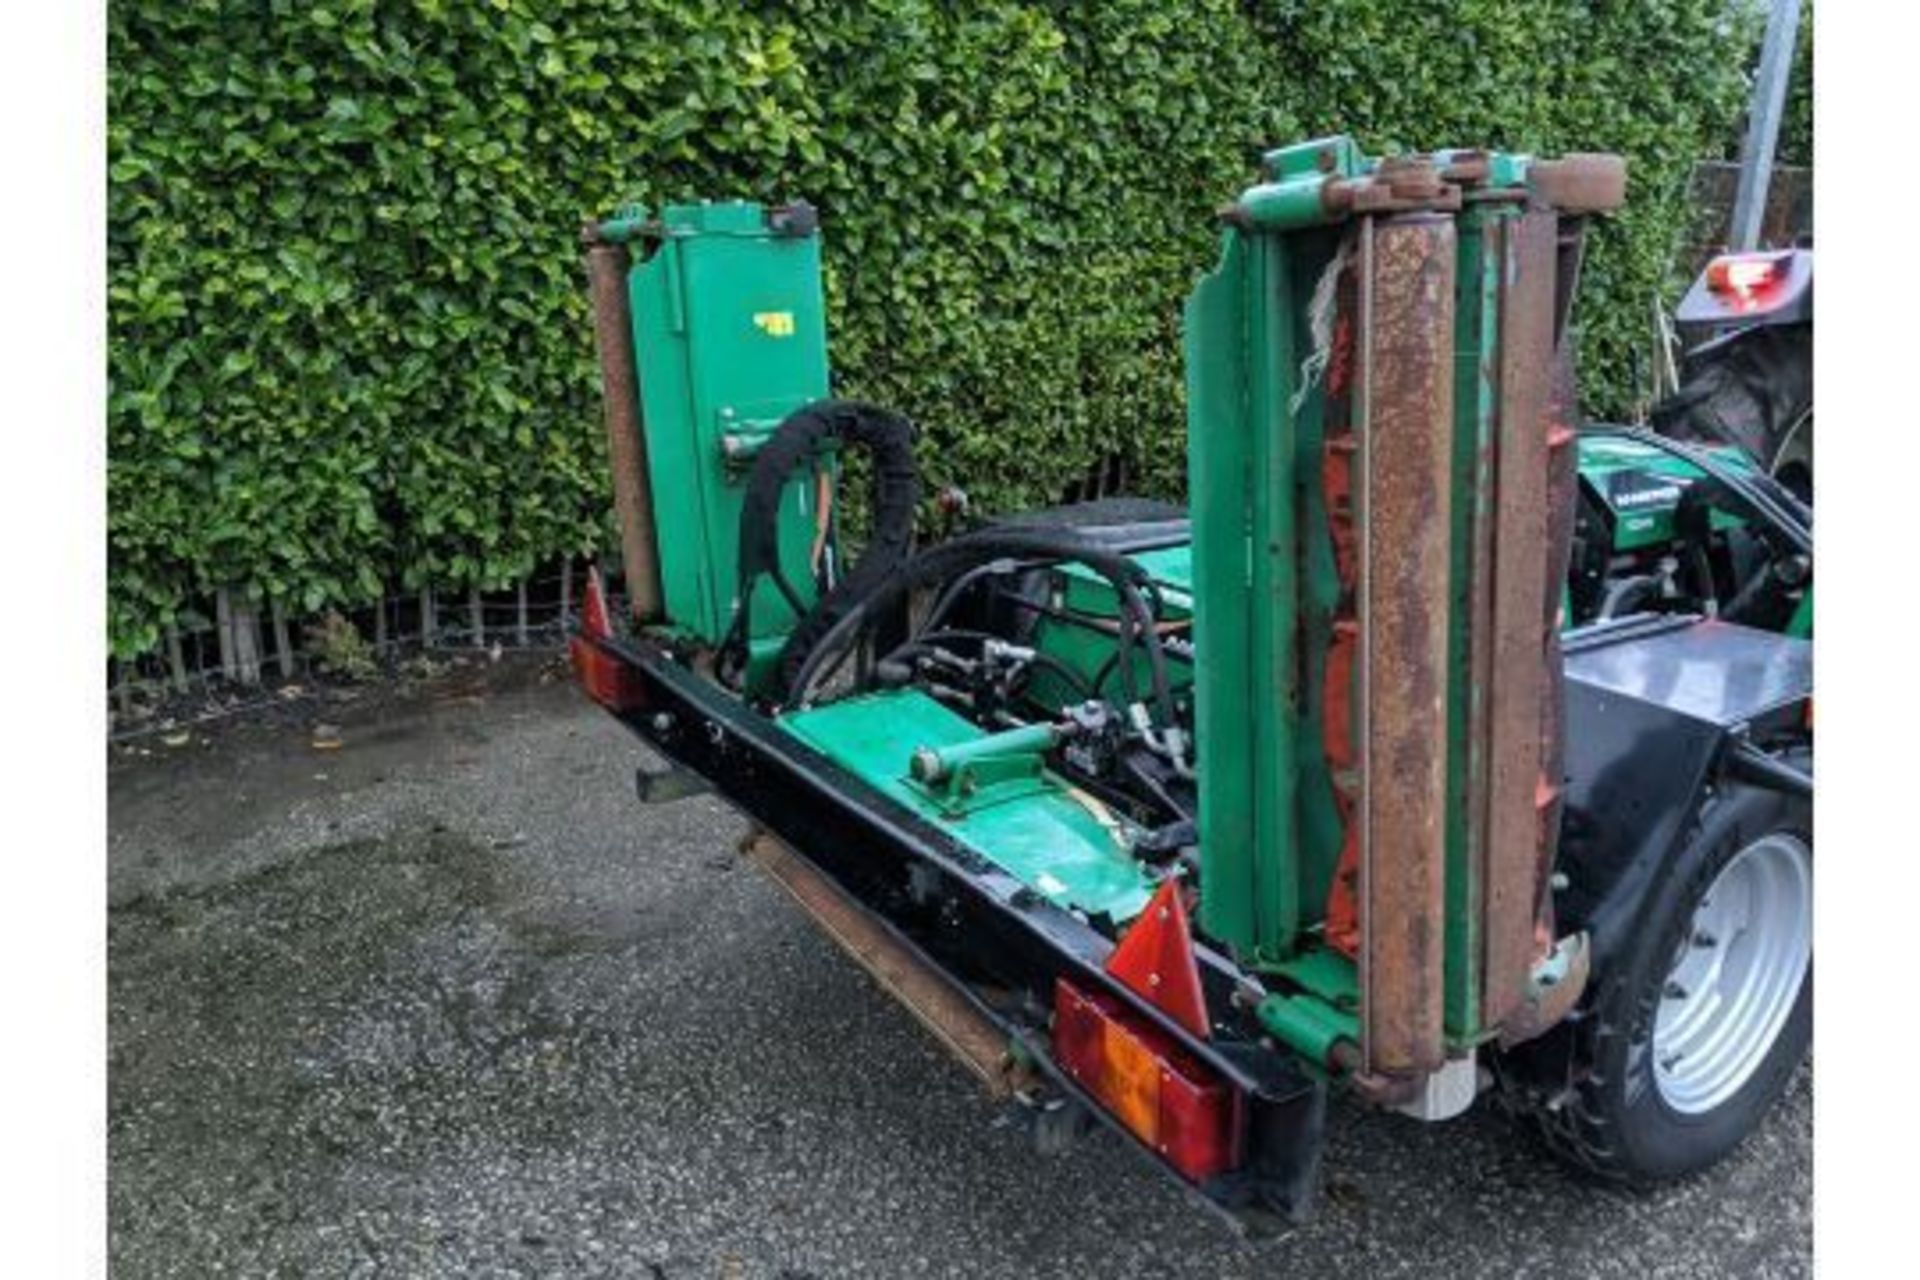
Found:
<box><xmin>579</xmin><ymin>630</ymin><xmax>1329</xmax><ymax>1225</ymax></box>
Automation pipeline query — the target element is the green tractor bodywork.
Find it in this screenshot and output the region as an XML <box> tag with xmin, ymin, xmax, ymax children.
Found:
<box><xmin>1577</xmin><ymin>434</ymin><xmax>1754</xmax><ymax>551</ymax></box>
<box><xmin>1570</xmin><ymin>432</ymin><xmax>1811</xmax><ymax>638</ymax></box>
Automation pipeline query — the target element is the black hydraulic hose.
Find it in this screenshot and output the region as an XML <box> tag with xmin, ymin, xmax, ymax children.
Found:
<box><xmin>1651</xmin><ymin>425</ymin><xmax>1811</xmax><ymax>537</ymax></box>
<box><xmin>949</xmin><ymin>581</ymin><xmax>1180</xmax><ymax>716</ymax></box>
<box><xmin>916</xmin><ymin>557</ymin><xmax>1037</xmax><ymax>640</ymax></box>
<box><xmin>779</xmin><ymin>527</ymin><xmax>1175</xmax><ymax>721</ymax></box>
<box><xmin>1113</xmin><ymin>576</ymin><xmax>1174</xmax><ymax>725</ymax></box>
<box><xmin>726</xmin><ymin>399</ymin><xmax>919</xmax><ymax>680</ymax></box>
<box><xmin>785</xmin><ymin>530</ymin><xmax>1142</xmax><ymax>707</ymax></box>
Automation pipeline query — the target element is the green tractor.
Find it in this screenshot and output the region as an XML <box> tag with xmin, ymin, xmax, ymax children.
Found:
<box><xmin>1562</xmin><ymin>240</ymin><xmax>1813</xmax><ymax>641</ymax></box>
<box><xmin>569</xmin><ymin>139</ymin><xmax>1812</xmax><ymax>1228</ymax></box>
<box><xmin>1568</xmin><ymin>428</ymin><xmax>1811</xmax><ymax>637</ymax></box>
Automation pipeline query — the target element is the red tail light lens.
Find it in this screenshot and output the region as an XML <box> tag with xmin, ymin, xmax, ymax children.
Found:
<box><xmin>1053</xmin><ymin>978</ymin><xmax>1241</xmax><ymax>1182</ymax></box>
<box><xmin>1705</xmin><ymin>252</ymin><xmax>1790</xmax><ymax>309</ymax></box>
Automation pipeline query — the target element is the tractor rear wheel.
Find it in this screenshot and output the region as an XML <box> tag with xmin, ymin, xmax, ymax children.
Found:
<box><xmin>1506</xmin><ymin>780</ymin><xmax>1811</xmax><ymax>1184</ymax></box>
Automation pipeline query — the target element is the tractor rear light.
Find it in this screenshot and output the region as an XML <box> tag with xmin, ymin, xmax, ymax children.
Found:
<box><xmin>1052</xmin><ymin>978</ymin><xmax>1242</xmax><ymax>1182</ymax></box>
<box><xmin>1705</xmin><ymin>251</ymin><xmax>1790</xmax><ymax>309</ymax></box>
<box><xmin>570</xmin><ymin>566</ymin><xmax>647</xmax><ymax>713</ymax></box>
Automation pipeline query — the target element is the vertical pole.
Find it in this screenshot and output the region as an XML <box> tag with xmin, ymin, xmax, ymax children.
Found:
<box><xmin>1356</xmin><ymin>210</ymin><xmax>1456</xmax><ymax>1080</ymax></box>
<box><xmin>1480</xmin><ymin>209</ymin><xmax>1558</xmax><ymax>1031</ymax></box>
<box><xmin>1729</xmin><ymin>0</ymin><xmax>1802</xmax><ymax>251</ymax></box>
<box><xmin>232</xmin><ymin>595</ymin><xmax>262</xmax><ymax>685</ymax></box>
<box><xmin>420</xmin><ymin>585</ymin><xmax>436</xmax><ymax>649</ymax></box>
<box><xmin>469</xmin><ymin>586</ymin><xmax>485</xmax><ymax>649</ymax></box>
<box><xmin>164</xmin><ymin>626</ymin><xmax>189</xmax><ymax>694</ymax></box>
<box><xmin>270</xmin><ymin>597</ymin><xmax>295</xmax><ymax>679</ymax></box>
<box><xmin>215</xmin><ymin>589</ymin><xmax>236</xmax><ymax>681</ymax></box>
<box><xmin>515</xmin><ymin>578</ymin><xmax>530</xmax><ymax>647</ymax></box>
<box><xmin>583</xmin><ymin>227</ymin><xmax>665</xmax><ymax>621</ymax></box>
<box><xmin>373</xmin><ymin>593</ymin><xmax>388</xmax><ymax>653</ymax></box>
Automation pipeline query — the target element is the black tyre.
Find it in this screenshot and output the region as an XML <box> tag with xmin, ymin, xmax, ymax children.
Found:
<box><xmin>1507</xmin><ymin>780</ymin><xmax>1811</xmax><ymax>1184</ymax></box>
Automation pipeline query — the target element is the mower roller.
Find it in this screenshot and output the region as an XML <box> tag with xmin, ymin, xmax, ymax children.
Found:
<box><xmin>568</xmin><ymin>138</ymin><xmax>1813</xmax><ymax>1228</ymax></box>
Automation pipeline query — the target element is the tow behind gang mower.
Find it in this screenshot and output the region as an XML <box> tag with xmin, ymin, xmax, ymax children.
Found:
<box><xmin>569</xmin><ymin>139</ymin><xmax>1813</xmax><ymax>1227</ymax></box>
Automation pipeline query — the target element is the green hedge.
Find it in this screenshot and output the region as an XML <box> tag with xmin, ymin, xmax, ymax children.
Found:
<box><xmin>109</xmin><ymin>0</ymin><xmax>1758</xmax><ymax>659</ymax></box>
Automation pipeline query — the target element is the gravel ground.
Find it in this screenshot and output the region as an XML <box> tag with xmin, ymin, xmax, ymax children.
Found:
<box><xmin>108</xmin><ymin>658</ymin><xmax>1811</xmax><ymax>1278</ymax></box>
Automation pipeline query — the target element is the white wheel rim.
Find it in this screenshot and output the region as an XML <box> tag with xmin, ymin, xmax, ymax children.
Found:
<box><xmin>1652</xmin><ymin>832</ymin><xmax>1812</xmax><ymax>1115</ymax></box>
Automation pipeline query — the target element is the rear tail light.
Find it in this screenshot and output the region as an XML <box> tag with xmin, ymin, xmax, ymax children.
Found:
<box><xmin>1053</xmin><ymin>978</ymin><xmax>1242</xmax><ymax>1182</ymax></box>
<box><xmin>1704</xmin><ymin>251</ymin><xmax>1790</xmax><ymax>309</ymax></box>
<box><xmin>570</xmin><ymin>566</ymin><xmax>647</xmax><ymax>712</ymax></box>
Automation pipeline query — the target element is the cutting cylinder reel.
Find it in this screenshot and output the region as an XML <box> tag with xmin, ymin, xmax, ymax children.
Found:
<box><xmin>1185</xmin><ymin>141</ymin><xmax>1625</xmax><ymax>1093</ymax></box>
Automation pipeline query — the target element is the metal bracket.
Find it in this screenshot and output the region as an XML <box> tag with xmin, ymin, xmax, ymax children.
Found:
<box><xmin>634</xmin><ymin>759</ymin><xmax>712</xmax><ymax>804</ymax></box>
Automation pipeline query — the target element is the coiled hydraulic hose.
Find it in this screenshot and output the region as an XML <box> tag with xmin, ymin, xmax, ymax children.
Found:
<box><xmin>723</xmin><ymin>399</ymin><xmax>919</xmax><ymax>685</ymax></box>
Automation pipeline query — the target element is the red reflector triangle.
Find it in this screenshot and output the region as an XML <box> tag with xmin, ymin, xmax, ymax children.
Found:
<box><xmin>582</xmin><ymin>564</ymin><xmax>612</xmax><ymax>639</ymax></box>
<box><xmin>1106</xmin><ymin>878</ymin><xmax>1210</xmax><ymax>1040</ymax></box>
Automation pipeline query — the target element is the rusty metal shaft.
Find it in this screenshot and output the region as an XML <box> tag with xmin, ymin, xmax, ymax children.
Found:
<box><xmin>582</xmin><ymin>229</ymin><xmax>664</xmax><ymax>621</ymax></box>
<box><xmin>1356</xmin><ymin>211</ymin><xmax>1456</xmax><ymax>1080</ymax></box>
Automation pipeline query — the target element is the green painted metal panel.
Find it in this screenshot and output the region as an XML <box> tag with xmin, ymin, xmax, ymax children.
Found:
<box><xmin>628</xmin><ymin>202</ymin><xmax>832</xmax><ymax>659</ymax></box>
<box><xmin>779</xmin><ymin>690</ymin><xmax>1156</xmax><ymax>923</ymax></box>
<box><xmin>1244</xmin><ymin>234</ymin><xmax>1299</xmax><ymax>965</ymax></box>
<box><xmin>1058</xmin><ymin>544</ymin><xmax>1194</xmax><ymax>609</ymax></box>
<box><xmin>1189</xmin><ymin>211</ymin><xmax>1366</xmax><ymax>966</ymax></box>
<box><xmin>1185</xmin><ymin>230</ymin><xmax>1262</xmax><ymax>956</ymax></box>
